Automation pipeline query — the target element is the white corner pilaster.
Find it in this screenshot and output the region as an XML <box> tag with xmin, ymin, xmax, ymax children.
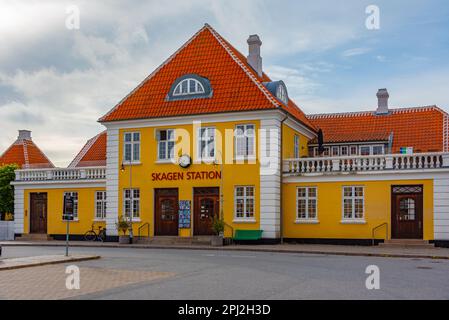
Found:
<box><xmin>14</xmin><ymin>186</ymin><xmax>25</xmax><ymax>234</ymax></box>
<box><xmin>434</xmin><ymin>172</ymin><xmax>449</xmax><ymax>241</ymax></box>
<box><xmin>106</xmin><ymin>128</ymin><xmax>119</xmax><ymax>236</ymax></box>
<box><xmin>259</xmin><ymin>118</ymin><xmax>281</xmax><ymax>239</ymax></box>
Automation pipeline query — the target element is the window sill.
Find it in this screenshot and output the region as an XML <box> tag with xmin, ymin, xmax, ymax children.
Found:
<box><xmin>155</xmin><ymin>159</ymin><xmax>176</xmax><ymax>164</ymax></box>
<box><xmin>123</xmin><ymin>218</ymin><xmax>141</xmax><ymax>223</ymax></box>
<box><xmin>233</xmin><ymin>218</ymin><xmax>257</xmax><ymax>224</ymax></box>
<box><xmin>122</xmin><ymin>161</ymin><xmax>141</xmax><ymax>166</ymax></box>
<box><xmin>62</xmin><ymin>219</ymin><xmax>79</xmax><ymax>222</ymax></box>
<box><xmin>340</xmin><ymin>219</ymin><xmax>366</xmax><ymax>225</ymax></box>
<box><xmin>234</xmin><ymin>156</ymin><xmax>256</xmax><ymax>162</ymax></box>
<box><xmin>93</xmin><ymin>219</ymin><xmax>106</xmax><ymax>222</ymax></box>
<box><xmin>295</xmin><ymin>219</ymin><xmax>319</xmax><ymax>224</ymax></box>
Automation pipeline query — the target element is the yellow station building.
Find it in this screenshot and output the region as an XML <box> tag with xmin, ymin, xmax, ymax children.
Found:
<box><xmin>9</xmin><ymin>24</ymin><xmax>449</xmax><ymax>246</ymax></box>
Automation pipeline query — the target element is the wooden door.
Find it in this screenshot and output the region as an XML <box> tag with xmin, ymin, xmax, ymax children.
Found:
<box><xmin>391</xmin><ymin>186</ymin><xmax>423</xmax><ymax>239</ymax></box>
<box><xmin>154</xmin><ymin>189</ymin><xmax>179</xmax><ymax>236</ymax></box>
<box><xmin>30</xmin><ymin>193</ymin><xmax>47</xmax><ymax>234</ymax></box>
<box><xmin>194</xmin><ymin>188</ymin><xmax>219</xmax><ymax>236</ymax></box>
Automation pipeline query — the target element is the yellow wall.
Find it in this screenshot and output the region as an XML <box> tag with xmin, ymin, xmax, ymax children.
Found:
<box><xmin>118</xmin><ymin>121</ymin><xmax>262</xmax><ymax>237</ymax></box>
<box><xmin>282</xmin><ymin>124</ymin><xmax>309</xmax><ymax>159</ymax></box>
<box><xmin>23</xmin><ymin>187</ymin><xmax>105</xmax><ymax>235</ymax></box>
<box><xmin>283</xmin><ymin>179</ymin><xmax>434</xmax><ymax>240</ymax></box>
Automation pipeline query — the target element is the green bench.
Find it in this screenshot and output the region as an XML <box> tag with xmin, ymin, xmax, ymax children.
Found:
<box><xmin>233</xmin><ymin>229</ymin><xmax>263</xmax><ymax>241</ymax></box>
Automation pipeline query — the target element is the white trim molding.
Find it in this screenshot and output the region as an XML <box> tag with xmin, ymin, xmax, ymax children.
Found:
<box><xmin>106</xmin><ymin>128</ymin><xmax>119</xmax><ymax>236</ymax></box>
<box><xmin>259</xmin><ymin>118</ymin><xmax>281</xmax><ymax>239</ymax></box>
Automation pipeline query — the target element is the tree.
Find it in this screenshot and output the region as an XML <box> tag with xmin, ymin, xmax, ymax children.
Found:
<box><xmin>0</xmin><ymin>164</ymin><xmax>18</xmax><ymax>220</ymax></box>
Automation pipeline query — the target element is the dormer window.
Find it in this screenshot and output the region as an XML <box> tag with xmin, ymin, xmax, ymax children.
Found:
<box><xmin>262</xmin><ymin>80</ymin><xmax>289</xmax><ymax>105</ymax></box>
<box><xmin>276</xmin><ymin>83</ymin><xmax>288</xmax><ymax>105</ymax></box>
<box><xmin>173</xmin><ymin>78</ymin><xmax>205</xmax><ymax>96</ymax></box>
<box><xmin>167</xmin><ymin>74</ymin><xmax>212</xmax><ymax>101</ymax></box>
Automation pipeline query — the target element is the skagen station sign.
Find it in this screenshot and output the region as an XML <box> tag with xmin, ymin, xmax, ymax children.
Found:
<box><xmin>151</xmin><ymin>170</ymin><xmax>222</xmax><ymax>181</ymax></box>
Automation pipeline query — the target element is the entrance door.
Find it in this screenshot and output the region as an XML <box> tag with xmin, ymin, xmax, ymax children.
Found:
<box><xmin>30</xmin><ymin>193</ymin><xmax>47</xmax><ymax>234</ymax></box>
<box><xmin>194</xmin><ymin>187</ymin><xmax>219</xmax><ymax>236</ymax></box>
<box><xmin>391</xmin><ymin>185</ymin><xmax>423</xmax><ymax>239</ymax></box>
<box><xmin>154</xmin><ymin>189</ymin><xmax>179</xmax><ymax>236</ymax></box>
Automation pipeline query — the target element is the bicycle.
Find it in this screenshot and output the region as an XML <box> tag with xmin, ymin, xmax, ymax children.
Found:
<box><xmin>84</xmin><ymin>223</ymin><xmax>106</xmax><ymax>242</ymax></box>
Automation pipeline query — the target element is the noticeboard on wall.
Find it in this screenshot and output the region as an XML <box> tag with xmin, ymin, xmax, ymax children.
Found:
<box><xmin>178</xmin><ymin>200</ymin><xmax>191</xmax><ymax>229</ymax></box>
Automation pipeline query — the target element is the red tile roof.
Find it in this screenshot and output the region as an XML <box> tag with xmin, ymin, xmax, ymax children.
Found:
<box><xmin>99</xmin><ymin>24</ymin><xmax>316</xmax><ymax>132</ymax></box>
<box><xmin>68</xmin><ymin>131</ymin><xmax>107</xmax><ymax>168</ymax></box>
<box><xmin>308</xmin><ymin>106</ymin><xmax>449</xmax><ymax>153</ymax></box>
<box><xmin>0</xmin><ymin>137</ymin><xmax>54</xmax><ymax>169</ymax></box>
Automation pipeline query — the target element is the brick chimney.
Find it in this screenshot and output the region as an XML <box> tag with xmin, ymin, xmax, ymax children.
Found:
<box><xmin>376</xmin><ymin>88</ymin><xmax>389</xmax><ymax>115</ymax></box>
<box><xmin>247</xmin><ymin>34</ymin><xmax>263</xmax><ymax>77</ymax></box>
<box><xmin>18</xmin><ymin>130</ymin><xmax>32</xmax><ymax>140</ymax></box>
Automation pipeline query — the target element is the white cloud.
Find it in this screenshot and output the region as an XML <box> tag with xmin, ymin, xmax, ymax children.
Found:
<box><xmin>342</xmin><ymin>47</ymin><xmax>371</xmax><ymax>57</ymax></box>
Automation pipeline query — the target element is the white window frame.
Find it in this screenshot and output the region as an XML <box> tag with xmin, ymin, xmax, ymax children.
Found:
<box><xmin>296</xmin><ymin>187</ymin><xmax>318</xmax><ymax>223</ymax></box>
<box><xmin>123</xmin><ymin>188</ymin><xmax>140</xmax><ymax>219</ymax></box>
<box><xmin>293</xmin><ymin>135</ymin><xmax>300</xmax><ymax>158</ymax></box>
<box><xmin>234</xmin><ymin>124</ymin><xmax>256</xmax><ymax>158</ymax></box>
<box><xmin>340</xmin><ymin>146</ymin><xmax>348</xmax><ymax>156</ymax></box>
<box><xmin>173</xmin><ymin>78</ymin><xmax>205</xmax><ymax>96</ymax></box>
<box><xmin>123</xmin><ymin>132</ymin><xmax>140</xmax><ymax>163</ymax></box>
<box><xmin>157</xmin><ymin>129</ymin><xmax>175</xmax><ymax>161</ymax></box>
<box><xmin>341</xmin><ymin>186</ymin><xmax>365</xmax><ymax>223</ymax></box>
<box><xmin>359</xmin><ymin>144</ymin><xmax>385</xmax><ymax>156</ymax></box>
<box><xmin>349</xmin><ymin>145</ymin><xmax>358</xmax><ymax>155</ymax></box>
<box><xmin>234</xmin><ymin>186</ymin><xmax>255</xmax><ymax>222</ymax></box>
<box><xmin>323</xmin><ymin>147</ymin><xmax>330</xmax><ymax>156</ymax></box>
<box><xmin>63</xmin><ymin>191</ymin><xmax>78</xmax><ymax>220</ymax></box>
<box><xmin>197</xmin><ymin>127</ymin><xmax>216</xmax><ymax>161</ymax></box>
<box><xmin>331</xmin><ymin>146</ymin><xmax>339</xmax><ymax>156</ymax></box>
<box><xmin>95</xmin><ymin>191</ymin><xmax>107</xmax><ymax>221</ymax></box>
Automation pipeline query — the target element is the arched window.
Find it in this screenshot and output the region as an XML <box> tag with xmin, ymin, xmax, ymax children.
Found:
<box><xmin>276</xmin><ymin>83</ymin><xmax>288</xmax><ymax>105</ymax></box>
<box><xmin>167</xmin><ymin>74</ymin><xmax>212</xmax><ymax>101</ymax></box>
<box><xmin>173</xmin><ymin>78</ymin><xmax>205</xmax><ymax>96</ymax></box>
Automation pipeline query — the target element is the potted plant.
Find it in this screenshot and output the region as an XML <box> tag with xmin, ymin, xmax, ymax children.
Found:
<box><xmin>116</xmin><ymin>216</ymin><xmax>131</xmax><ymax>244</ymax></box>
<box><xmin>211</xmin><ymin>217</ymin><xmax>225</xmax><ymax>246</ymax></box>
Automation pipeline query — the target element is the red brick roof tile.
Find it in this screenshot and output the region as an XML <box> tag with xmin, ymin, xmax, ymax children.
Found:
<box><xmin>99</xmin><ymin>24</ymin><xmax>316</xmax><ymax>132</ymax></box>
<box><xmin>68</xmin><ymin>131</ymin><xmax>107</xmax><ymax>168</ymax></box>
<box><xmin>308</xmin><ymin>106</ymin><xmax>449</xmax><ymax>153</ymax></box>
<box><xmin>0</xmin><ymin>137</ymin><xmax>54</xmax><ymax>169</ymax></box>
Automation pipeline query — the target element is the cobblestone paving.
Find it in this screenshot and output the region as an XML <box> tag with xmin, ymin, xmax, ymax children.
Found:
<box><xmin>0</xmin><ymin>264</ymin><xmax>175</xmax><ymax>299</ymax></box>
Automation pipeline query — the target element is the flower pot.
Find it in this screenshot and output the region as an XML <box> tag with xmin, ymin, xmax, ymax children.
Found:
<box><xmin>119</xmin><ymin>235</ymin><xmax>130</xmax><ymax>244</ymax></box>
<box><xmin>211</xmin><ymin>235</ymin><xmax>223</xmax><ymax>247</ymax></box>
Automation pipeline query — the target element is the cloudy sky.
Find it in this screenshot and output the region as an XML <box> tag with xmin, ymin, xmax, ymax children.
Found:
<box><xmin>1</xmin><ymin>0</ymin><xmax>448</xmax><ymax>166</ymax></box>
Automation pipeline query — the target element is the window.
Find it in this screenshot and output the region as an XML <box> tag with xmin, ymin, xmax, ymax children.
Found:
<box><xmin>323</xmin><ymin>147</ymin><xmax>330</xmax><ymax>156</ymax></box>
<box><xmin>123</xmin><ymin>189</ymin><xmax>140</xmax><ymax>219</ymax></box>
<box><xmin>372</xmin><ymin>145</ymin><xmax>384</xmax><ymax>155</ymax></box>
<box><xmin>157</xmin><ymin>129</ymin><xmax>175</xmax><ymax>160</ymax></box>
<box><xmin>234</xmin><ymin>124</ymin><xmax>255</xmax><ymax>158</ymax></box>
<box><xmin>234</xmin><ymin>186</ymin><xmax>255</xmax><ymax>220</ymax></box>
<box><xmin>350</xmin><ymin>146</ymin><xmax>358</xmax><ymax>155</ymax></box>
<box><xmin>313</xmin><ymin>147</ymin><xmax>318</xmax><ymax>157</ymax></box>
<box><xmin>124</xmin><ymin>132</ymin><xmax>140</xmax><ymax>163</ymax></box>
<box><xmin>293</xmin><ymin>135</ymin><xmax>299</xmax><ymax>158</ymax></box>
<box><xmin>341</xmin><ymin>146</ymin><xmax>348</xmax><ymax>156</ymax></box>
<box><xmin>276</xmin><ymin>83</ymin><xmax>288</xmax><ymax>104</ymax></box>
<box><xmin>331</xmin><ymin>146</ymin><xmax>339</xmax><ymax>156</ymax></box>
<box><xmin>173</xmin><ymin>78</ymin><xmax>205</xmax><ymax>96</ymax></box>
<box><xmin>95</xmin><ymin>191</ymin><xmax>107</xmax><ymax>220</ymax></box>
<box><xmin>360</xmin><ymin>146</ymin><xmax>370</xmax><ymax>156</ymax></box>
<box><xmin>198</xmin><ymin>127</ymin><xmax>215</xmax><ymax>160</ymax></box>
<box><xmin>63</xmin><ymin>192</ymin><xmax>78</xmax><ymax>220</ymax></box>
<box><xmin>343</xmin><ymin>186</ymin><xmax>364</xmax><ymax>220</ymax></box>
<box><xmin>297</xmin><ymin>187</ymin><xmax>317</xmax><ymax>220</ymax></box>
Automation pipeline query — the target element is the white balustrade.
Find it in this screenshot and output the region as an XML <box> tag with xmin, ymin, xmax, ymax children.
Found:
<box><xmin>284</xmin><ymin>152</ymin><xmax>447</xmax><ymax>175</ymax></box>
<box><xmin>15</xmin><ymin>167</ymin><xmax>106</xmax><ymax>182</ymax></box>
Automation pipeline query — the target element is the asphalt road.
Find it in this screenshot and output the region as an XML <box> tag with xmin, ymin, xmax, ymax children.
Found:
<box><xmin>1</xmin><ymin>245</ymin><xmax>449</xmax><ymax>299</ymax></box>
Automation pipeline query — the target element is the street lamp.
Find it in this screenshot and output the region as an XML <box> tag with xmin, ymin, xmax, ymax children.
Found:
<box><xmin>120</xmin><ymin>161</ymin><xmax>133</xmax><ymax>244</ymax></box>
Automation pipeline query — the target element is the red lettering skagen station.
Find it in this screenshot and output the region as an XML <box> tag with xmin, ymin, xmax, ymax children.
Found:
<box><xmin>151</xmin><ymin>171</ymin><xmax>222</xmax><ymax>181</ymax></box>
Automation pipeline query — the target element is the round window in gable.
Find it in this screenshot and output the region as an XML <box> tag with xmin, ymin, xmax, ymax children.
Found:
<box><xmin>167</xmin><ymin>74</ymin><xmax>212</xmax><ymax>101</ymax></box>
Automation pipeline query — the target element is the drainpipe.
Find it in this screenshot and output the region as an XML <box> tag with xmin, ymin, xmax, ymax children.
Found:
<box><xmin>279</xmin><ymin>112</ymin><xmax>288</xmax><ymax>244</ymax></box>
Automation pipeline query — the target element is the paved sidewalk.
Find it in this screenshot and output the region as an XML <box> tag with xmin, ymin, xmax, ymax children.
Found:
<box><xmin>0</xmin><ymin>254</ymin><xmax>100</xmax><ymax>271</ymax></box>
<box><xmin>2</xmin><ymin>240</ymin><xmax>449</xmax><ymax>259</ymax></box>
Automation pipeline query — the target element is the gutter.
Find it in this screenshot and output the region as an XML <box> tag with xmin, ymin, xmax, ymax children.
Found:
<box><xmin>279</xmin><ymin>111</ymin><xmax>289</xmax><ymax>244</ymax></box>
